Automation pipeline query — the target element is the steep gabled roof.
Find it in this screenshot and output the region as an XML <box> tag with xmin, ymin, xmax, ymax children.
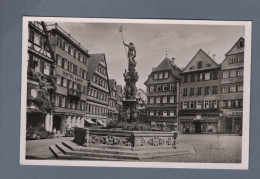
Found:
<box><xmin>87</xmin><ymin>53</ymin><xmax>105</xmax><ymax>80</ymax></box>
<box><xmin>144</xmin><ymin>57</ymin><xmax>182</xmax><ymax>85</ymax></box>
<box><xmin>225</xmin><ymin>37</ymin><xmax>244</xmax><ymax>56</ymax></box>
<box><xmin>182</xmin><ymin>49</ymin><xmax>220</xmax><ymax>73</ymax></box>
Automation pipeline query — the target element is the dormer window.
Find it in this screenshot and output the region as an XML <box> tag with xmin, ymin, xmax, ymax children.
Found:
<box><xmin>164</xmin><ymin>72</ymin><xmax>169</xmax><ymax>78</ymax></box>
<box><xmin>154</xmin><ymin>73</ymin><xmax>158</xmax><ymax>79</ymax></box>
<box><xmin>239</xmin><ymin>40</ymin><xmax>244</xmax><ymax>48</ymax></box>
<box><xmin>159</xmin><ymin>73</ymin><xmax>163</xmax><ymax>79</ymax></box>
<box><xmin>198</xmin><ymin>61</ymin><xmax>203</xmax><ymax>69</ymax></box>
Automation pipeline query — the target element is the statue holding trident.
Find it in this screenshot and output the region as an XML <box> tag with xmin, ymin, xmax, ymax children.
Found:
<box><xmin>118</xmin><ymin>26</ymin><xmax>139</xmax><ymax>122</ymax></box>
<box><xmin>118</xmin><ymin>26</ymin><xmax>137</xmax><ymax>72</ymax></box>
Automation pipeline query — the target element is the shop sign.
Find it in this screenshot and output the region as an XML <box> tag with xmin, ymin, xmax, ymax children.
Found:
<box><xmin>63</xmin><ymin>71</ymin><xmax>83</xmax><ymax>83</ymax></box>
<box><xmin>222</xmin><ymin>109</ymin><xmax>242</xmax><ymax>116</ymax></box>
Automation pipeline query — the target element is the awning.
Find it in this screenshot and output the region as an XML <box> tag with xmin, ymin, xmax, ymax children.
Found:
<box><xmin>97</xmin><ymin>120</ymin><xmax>105</xmax><ymax>125</ymax></box>
<box><xmin>85</xmin><ymin>118</ymin><xmax>95</xmax><ymax>124</ymax></box>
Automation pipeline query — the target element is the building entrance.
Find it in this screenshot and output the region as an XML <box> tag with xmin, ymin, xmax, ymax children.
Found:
<box><xmin>53</xmin><ymin>115</ymin><xmax>62</xmax><ymax>131</ymax></box>
<box><xmin>194</xmin><ymin>121</ymin><xmax>202</xmax><ymax>133</ymax></box>
<box><xmin>225</xmin><ymin>118</ymin><xmax>233</xmax><ymax>133</ymax></box>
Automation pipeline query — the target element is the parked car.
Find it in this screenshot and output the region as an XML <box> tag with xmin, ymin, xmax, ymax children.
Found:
<box><xmin>65</xmin><ymin>127</ymin><xmax>75</xmax><ymax>137</ymax></box>
<box><xmin>26</xmin><ymin>126</ymin><xmax>54</xmax><ymax>140</ymax></box>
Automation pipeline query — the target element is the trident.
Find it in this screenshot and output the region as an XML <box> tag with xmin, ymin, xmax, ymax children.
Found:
<box><xmin>118</xmin><ymin>26</ymin><xmax>128</xmax><ymax>58</ymax></box>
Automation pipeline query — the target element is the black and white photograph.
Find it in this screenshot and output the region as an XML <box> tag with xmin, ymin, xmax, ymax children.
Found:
<box><xmin>20</xmin><ymin>17</ymin><xmax>251</xmax><ymax>169</ymax></box>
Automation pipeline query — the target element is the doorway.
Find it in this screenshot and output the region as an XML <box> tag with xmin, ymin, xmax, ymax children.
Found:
<box><xmin>53</xmin><ymin>115</ymin><xmax>62</xmax><ymax>131</ymax></box>
<box><xmin>194</xmin><ymin>121</ymin><xmax>202</xmax><ymax>133</ymax></box>
<box><xmin>225</xmin><ymin>118</ymin><xmax>233</xmax><ymax>134</ymax></box>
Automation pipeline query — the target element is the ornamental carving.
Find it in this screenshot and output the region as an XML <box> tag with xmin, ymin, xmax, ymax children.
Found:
<box><xmin>136</xmin><ymin>137</ymin><xmax>146</xmax><ymax>147</ymax></box>
<box><xmin>148</xmin><ymin>137</ymin><xmax>165</xmax><ymax>146</ymax></box>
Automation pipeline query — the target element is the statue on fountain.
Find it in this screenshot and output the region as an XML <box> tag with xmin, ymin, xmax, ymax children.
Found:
<box><xmin>123</xmin><ymin>41</ymin><xmax>138</xmax><ymax>100</ymax></box>
<box><xmin>118</xmin><ymin>26</ymin><xmax>139</xmax><ymax>122</ymax></box>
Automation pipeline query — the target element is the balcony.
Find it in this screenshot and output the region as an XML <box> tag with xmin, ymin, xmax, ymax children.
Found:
<box><xmin>67</xmin><ymin>88</ymin><xmax>81</xmax><ymax>100</ymax></box>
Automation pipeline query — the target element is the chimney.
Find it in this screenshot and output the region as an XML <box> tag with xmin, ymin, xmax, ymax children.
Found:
<box><xmin>213</xmin><ymin>54</ymin><xmax>216</xmax><ymax>60</ymax></box>
<box><xmin>172</xmin><ymin>58</ymin><xmax>175</xmax><ymax>65</ymax></box>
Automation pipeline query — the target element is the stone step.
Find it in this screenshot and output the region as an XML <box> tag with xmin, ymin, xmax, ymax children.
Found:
<box><xmin>56</xmin><ymin>143</ymin><xmax>140</xmax><ymax>160</ymax></box>
<box><xmin>50</xmin><ymin>144</ymin><xmax>128</xmax><ymax>161</ymax></box>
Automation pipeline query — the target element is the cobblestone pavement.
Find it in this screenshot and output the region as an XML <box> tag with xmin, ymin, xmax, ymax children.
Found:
<box><xmin>144</xmin><ymin>134</ymin><xmax>242</xmax><ymax>163</ymax></box>
<box><xmin>26</xmin><ymin>134</ymin><xmax>242</xmax><ymax>163</ymax></box>
<box><xmin>26</xmin><ymin>137</ymin><xmax>73</xmax><ymax>159</ymax></box>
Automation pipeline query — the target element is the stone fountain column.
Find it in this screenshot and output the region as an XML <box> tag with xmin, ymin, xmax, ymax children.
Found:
<box><xmin>122</xmin><ymin>42</ymin><xmax>139</xmax><ymax>123</ymax></box>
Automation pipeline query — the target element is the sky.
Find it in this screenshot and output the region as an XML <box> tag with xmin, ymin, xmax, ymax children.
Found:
<box><xmin>46</xmin><ymin>21</ymin><xmax>245</xmax><ymax>90</ymax></box>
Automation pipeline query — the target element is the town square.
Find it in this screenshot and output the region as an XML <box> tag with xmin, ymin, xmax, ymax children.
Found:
<box><xmin>23</xmin><ymin>19</ymin><xmax>246</xmax><ymax>164</ymax></box>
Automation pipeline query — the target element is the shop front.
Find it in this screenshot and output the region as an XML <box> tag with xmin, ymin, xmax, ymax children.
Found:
<box><xmin>220</xmin><ymin>109</ymin><xmax>242</xmax><ymax>134</ymax></box>
<box><xmin>180</xmin><ymin>115</ymin><xmax>219</xmax><ymax>133</ymax></box>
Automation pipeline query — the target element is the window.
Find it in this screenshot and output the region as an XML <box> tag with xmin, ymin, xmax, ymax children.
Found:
<box><xmin>198</xmin><ymin>73</ymin><xmax>203</xmax><ymax>81</ymax></box>
<box><xmin>190</xmin><ymin>88</ymin><xmax>194</xmax><ymax>96</ymax></box>
<box><xmin>204</xmin><ymin>101</ymin><xmax>209</xmax><ymax>109</ymax></box>
<box><xmin>222</xmin><ymin>101</ymin><xmax>228</xmax><ymax>108</ymax></box>
<box><xmin>237</xmin><ymin>83</ymin><xmax>243</xmax><ymax>92</ymax></box>
<box><xmin>183</xmin><ymin>88</ymin><xmax>188</xmax><ymax>96</ymax></box>
<box><xmin>190</xmin><ymin>101</ymin><xmax>195</xmax><ymax>109</ymax></box>
<box><xmin>170</xmin><ymin>110</ymin><xmax>174</xmax><ymax>116</ymax></box>
<box><xmin>197</xmin><ymin>87</ymin><xmax>202</xmax><ymax>95</ymax></box>
<box><xmin>163</xmin><ymin>110</ymin><xmax>167</xmax><ymax>116</ymax></box>
<box><xmin>64</xmin><ymin>42</ymin><xmax>69</xmax><ymax>52</ymax></box>
<box><xmin>170</xmin><ymin>96</ymin><xmax>174</xmax><ymax>103</ymax></box>
<box><xmin>222</xmin><ymin>85</ymin><xmax>228</xmax><ymax>93</ymax></box>
<box><xmin>57</xmin><ymin>55</ymin><xmax>62</xmax><ymax>66</ymax></box>
<box><xmin>190</xmin><ymin>66</ymin><xmax>194</xmax><ymax>70</ymax></box>
<box><xmin>163</xmin><ymin>96</ymin><xmax>167</xmax><ymax>103</ymax></box>
<box><xmin>62</xmin><ymin>97</ymin><xmax>65</xmax><ymax>107</ymax></box>
<box><xmin>150</xmin><ymin>110</ymin><xmax>154</xmax><ymax>116</ymax></box>
<box><xmin>212</xmin><ymin>72</ymin><xmax>218</xmax><ymax>80</ymax></box>
<box><xmin>238</xmin><ymin>100</ymin><xmax>243</xmax><ymax>107</ymax></box>
<box><xmin>150</xmin><ymin>85</ymin><xmax>154</xmax><ymax>92</ymax></box>
<box><xmin>56</xmin><ymin>75</ymin><xmax>61</xmax><ymax>85</ymax></box>
<box><xmin>198</xmin><ymin>61</ymin><xmax>203</xmax><ymax>69</ymax></box>
<box><xmin>156</xmin><ymin>97</ymin><xmax>160</xmax><ymax>104</ymax></box>
<box><xmin>149</xmin><ymin>97</ymin><xmax>154</xmax><ymax>104</ymax></box>
<box><xmin>170</xmin><ymin>83</ymin><xmax>174</xmax><ymax>91</ymax></box>
<box><xmin>229</xmin><ymin>84</ymin><xmax>237</xmax><ymax>93</ymax></box>
<box><xmin>204</xmin><ymin>86</ymin><xmax>209</xmax><ymax>95</ymax></box>
<box><xmin>212</xmin><ymin>86</ymin><xmax>218</xmax><ymax>94</ymax></box>
<box><xmin>230</xmin><ymin>100</ymin><xmax>236</xmax><ymax>107</ymax></box>
<box><xmin>163</xmin><ymin>84</ymin><xmax>167</xmax><ymax>91</ymax></box>
<box><xmin>205</xmin><ymin>72</ymin><xmax>210</xmax><ymax>80</ymax></box>
<box><xmin>157</xmin><ymin>110</ymin><xmax>161</xmax><ymax>116</ymax></box>
<box><xmin>159</xmin><ymin>73</ymin><xmax>163</xmax><ymax>79</ymax></box>
<box><xmin>44</xmin><ymin>63</ymin><xmax>50</xmax><ymax>75</ymax></box>
<box><xmin>29</xmin><ymin>29</ymin><xmax>34</xmax><ymax>42</ymax></box>
<box><xmin>197</xmin><ymin>101</ymin><xmax>202</xmax><ymax>109</ymax></box>
<box><xmin>164</xmin><ymin>72</ymin><xmax>169</xmax><ymax>78</ymax></box>
<box><xmin>237</xmin><ymin>69</ymin><xmax>243</xmax><ymax>76</ymax></box>
<box><xmin>157</xmin><ymin>85</ymin><xmax>161</xmax><ymax>92</ymax></box>
<box><xmin>239</xmin><ymin>41</ymin><xmax>244</xmax><ymax>48</ymax></box>
<box><xmin>205</xmin><ymin>63</ymin><xmax>211</xmax><ymax>67</ymax></box>
<box><xmin>230</xmin><ymin>70</ymin><xmax>236</xmax><ymax>77</ymax></box>
<box><xmin>223</xmin><ymin>71</ymin><xmax>229</xmax><ymax>79</ymax></box>
<box><xmin>57</xmin><ymin>37</ymin><xmax>62</xmax><ymax>48</ymax></box>
<box><xmin>184</xmin><ymin>75</ymin><xmax>188</xmax><ymax>83</ymax></box>
<box><xmin>183</xmin><ymin>102</ymin><xmax>187</xmax><ymax>109</ymax></box>
<box><xmin>191</xmin><ymin>74</ymin><xmax>195</xmax><ymax>82</ymax></box>
<box><xmin>238</xmin><ymin>53</ymin><xmax>244</xmax><ymax>62</ymax></box>
<box><xmin>63</xmin><ymin>78</ymin><xmax>67</xmax><ymax>87</ymax></box>
<box><xmin>213</xmin><ymin>101</ymin><xmax>218</xmax><ymax>108</ymax></box>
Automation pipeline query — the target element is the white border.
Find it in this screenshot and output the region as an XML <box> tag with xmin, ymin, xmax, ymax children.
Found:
<box><xmin>20</xmin><ymin>16</ymin><xmax>252</xmax><ymax>170</ymax></box>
